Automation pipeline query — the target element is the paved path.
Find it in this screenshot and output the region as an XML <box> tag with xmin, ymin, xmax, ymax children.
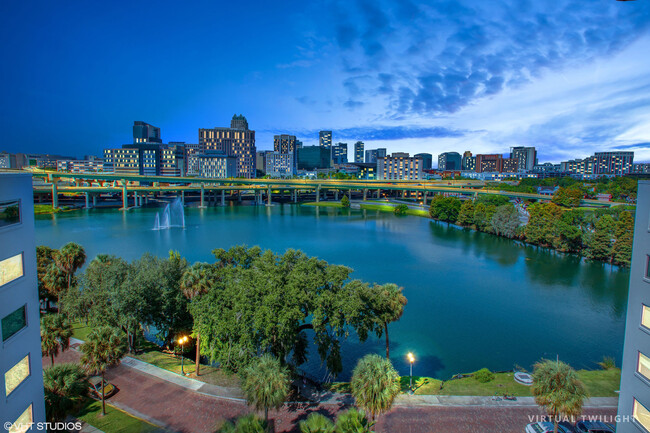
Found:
<box><xmin>46</xmin><ymin>348</ymin><xmax>618</xmax><ymax>433</ymax></box>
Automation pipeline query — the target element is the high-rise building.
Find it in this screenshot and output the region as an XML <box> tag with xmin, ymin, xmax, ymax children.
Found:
<box><xmin>265</xmin><ymin>152</ymin><xmax>295</xmax><ymax>177</ymax></box>
<box><xmin>510</xmin><ymin>147</ymin><xmax>537</xmax><ymax>172</ymax></box>
<box><xmin>332</xmin><ymin>143</ymin><xmax>348</xmax><ymax>165</ymax></box>
<box><xmin>502</xmin><ymin>157</ymin><xmax>519</xmax><ymax>173</ymax></box>
<box><xmin>181</xmin><ymin>143</ymin><xmax>202</xmax><ymax>175</ymax></box>
<box><xmin>199</xmin><ymin>115</ymin><xmax>256</xmax><ymax>178</ymax></box>
<box><xmin>633</xmin><ymin>163</ymin><xmax>650</xmax><ymax>174</ymax></box>
<box><xmin>560</xmin><ymin>157</ymin><xmax>595</xmax><ymax>176</ymax></box>
<box><xmin>476</xmin><ymin>154</ymin><xmax>503</xmax><ymax>173</ymax></box>
<box><xmin>0</xmin><ymin>153</ymin><xmax>10</xmax><ymax>168</ymax></box>
<box><xmin>438</xmin><ymin>152</ymin><xmax>462</xmax><ymax>170</ymax></box>
<box><xmin>0</xmin><ymin>173</ymin><xmax>46</xmax><ymax>430</ymax></box>
<box><xmin>256</xmin><ymin>151</ymin><xmax>267</xmax><ymax>174</ymax></box>
<box><xmin>319</xmin><ymin>131</ymin><xmax>332</xmax><ymax>148</ymax></box>
<box><xmin>594</xmin><ymin>152</ymin><xmax>634</xmax><ymax>176</ymax></box>
<box><xmin>133</xmin><ymin>121</ymin><xmax>162</xmax><ymax>143</ymax></box>
<box><xmin>297</xmin><ymin>146</ymin><xmax>330</xmax><ymax>170</ymax></box>
<box><xmin>365</xmin><ymin>148</ymin><xmax>387</xmax><ymax>164</ymax></box>
<box><xmin>354</xmin><ymin>141</ymin><xmax>364</xmax><ymax>163</ymax></box>
<box><xmin>617</xmin><ymin>180</ymin><xmax>650</xmax><ymax>433</ymax></box>
<box><xmin>197</xmin><ymin>152</ymin><xmax>237</xmax><ymax>179</ymax></box>
<box><xmin>462</xmin><ymin>151</ymin><xmax>476</xmax><ymax>171</ymax></box>
<box><xmin>103</xmin><ymin>148</ymin><xmax>140</xmax><ymax>174</ymax></box>
<box><xmin>160</xmin><ymin>143</ymin><xmax>186</xmax><ymax>177</ymax></box>
<box><xmin>414</xmin><ymin>153</ymin><xmax>432</xmax><ymax>170</ymax></box>
<box><xmin>377</xmin><ymin>154</ymin><xmax>423</xmax><ymax>180</ymax></box>
<box><xmin>273</xmin><ymin>134</ymin><xmax>299</xmax><ymax>171</ymax></box>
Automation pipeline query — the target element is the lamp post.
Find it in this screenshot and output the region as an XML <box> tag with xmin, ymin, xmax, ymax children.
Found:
<box><xmin>178</xmin><ymin>336</ymin><xmax>189</xmax><ymax>376</ymax></box>
<box><xmin>407</xmin><ymin>352</ymin><xmax>415</xmax><ymax>392</ymax></box>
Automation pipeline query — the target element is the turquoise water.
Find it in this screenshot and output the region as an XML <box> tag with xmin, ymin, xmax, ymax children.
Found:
<box><xmin>34</xmin><ymin>204</ymin><xmax>629</xmax><ymax>380</ymax></box>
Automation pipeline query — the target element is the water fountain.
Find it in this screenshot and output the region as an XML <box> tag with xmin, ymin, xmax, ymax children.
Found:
<box><xmin>153</xmin><ymin>197</ymin><xmax>185</xmax><ymax>230</ymax></box>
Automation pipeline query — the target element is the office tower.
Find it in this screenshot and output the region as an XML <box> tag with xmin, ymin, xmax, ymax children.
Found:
<box><xmin>438</xmin><ymin>152</ymin><xmax>462</xmax><ymax>170</ymax></box>
<box><xmin>160</xmin><ymin>143</ymin><xmax>186</xmax><ymax>177</ymax></box>
<box><xmin>103</xmin><ymin>148</ymin><xmax>140</xmax><ymax>174</ymax></box>
<box><xmin>510</xmin><ymin>147</ymin><xmax>537</xmax><ymax>172</ymax></box>
<box><xmin>182</xmin><ymin>143</ymin><xmax>202</xmax><ymax>175</ymax></box>
<box><xmin>462</xmin><ymin>151</ymin><xmax>476</xmax><ymax>171</ymax></box>
<box><xmin>256</xmin><ymin>151</ymin><xmax>267</xmax><ymax>174</ymax></box>
<box><xmin>617</xmin><ymin>181</ymin><xmax>650</xmax><ymax>432</ymax></box>
<box><xmin>365</xmin><ymin>148</ymin><xmax>387</xmax><ymax>164</ymax></box>
<box><xmin>377</xmin><ymin>154</ymin><xmax>423</xmax><ymax>180</ymax></box>
<box><xmin>0</xmin><ymin>173</ymin><xmax>46</xmax><ymax>430</ymax></box>
<box><xmin>354</xmin><ymin>141</ymin><xmax>364</xmax><ymax>163</ymax></box>
<box><xmin>560</xmin><ymin>157</ymin><xmax>596</xmax><ymax>176</ymax></box>
<box><xmin>265</xmin><ymin>152</ymin><xmax>295</xmax><ymax>177</ymax></box>
<box><xmin>273</xmin><ymin>134</ymin><xmax>299</xmax><ymax>171</ymax></box>
<box><xmin>594</xmin><ymin>152</ymin><xmax>634</xmax><ymax>176</ymax></box>
<box><xmin>319</xmin><ymin>131</ymin><xmax>332</xmax><ymax>148</ymax></box>
<box><xmin>197</xmin><ymin>152</ymin><xmax>237</xmax><ymax>178</ymax></box>
<box><xmin>297</xmin><ymin>146</ymin><xmax>330</xmax><ymax>170</ymax></box>
<box><xmin>332</xmin><ymin>143</ymin><xmax>348</xmax><ymax>165</ymax></box>
<box><xmin>414</xmin><ymin>153</ymin><xmax>432</xmax><ymax>170</ymax></box>
<box><xmin>0</xmin><ymin>153</ymin><xmax>10</xmax><ymax>168</ymax></box>
<box><xmin>198</xmin><ymin>115</ymin><xmax>256</xmax><ymax>178</ymax></box>
<box><xmin>133</xmin><ymin>121</ymin><xmax>162</xmax><ymax>143</ymax></box>
<box><xmin>502</xmin><ymin>157</ymin><xmax>519</xmax><ymax>173</ymax></box>
<box><xmin>476</xmin><ymin>154</ymin><xmax>503</xmax><ymax>173</ymax></box>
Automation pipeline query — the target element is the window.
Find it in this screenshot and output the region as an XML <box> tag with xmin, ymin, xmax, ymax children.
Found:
<box><xmin>8</xmin><ymin>404</ymin><xmax>32</xmax><ymax>433</ymax></box>
<box><xmin>644</xmin><ymin>305</ymin><xmax>650</xmax><ymax>330</ymax></box>
<box><xmin>0</xmin><ymin>200</ymin><xmax>20</xmax><ymax>228</ymax></box>
<box><xmin>1</xmin><ymin>305</ymin><xmax>27</xmax><ymax>341</ymax></box>
<box><xmin>639</xmin><ymin>353</ymin><xmax>650</xmax><ymax>381</ymax></box>
<box><xmin>635</xmin><ymin>399</ymin><xmax>650</xmax><ymax>432</ymax></box>
<box><xmin>646</xmin><ymin>255</ymin><xmax>650</xmax><ymax>280</ymax></box>
<box><xmin>5</xmin><ymin>355</ymin><xmax>30</xmax><ymax>396</ymax></box>
<box><xmin>0</xmin><ymin>253</ymin><xmax>23</xmax><ymax>287</ymax></box>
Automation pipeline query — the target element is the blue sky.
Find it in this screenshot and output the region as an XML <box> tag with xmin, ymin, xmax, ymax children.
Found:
<box><xmin>1</xmin><ymin>0</ymin><xmax>649</xmax><ymax>162</ymax></box>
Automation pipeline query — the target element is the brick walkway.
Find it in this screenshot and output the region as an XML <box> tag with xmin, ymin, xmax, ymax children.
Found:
<box><xmin>45</xmin><ymin>350</ymin><xmax>618</xmax><ymax>433</ymax></box>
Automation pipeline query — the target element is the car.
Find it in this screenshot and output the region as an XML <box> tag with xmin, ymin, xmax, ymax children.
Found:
<box><xmin>525</xmin><ymin>422</ymin><xmax>571</xmax><ymax>433</ymax></box>
<box><xmin>88</xmin><ymin>375</ymin><xmax>117</xmax><ymax>399</ymax></box>
<box><xmin>575</xmin><ymin>421</ymin><xmax>615</xmax><ymax>433</ymax></box>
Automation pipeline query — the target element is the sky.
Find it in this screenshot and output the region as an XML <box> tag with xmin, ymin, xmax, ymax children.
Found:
<box><xmin>0</xmin><ymin>0</ymin><xmax>649</xmax><ymax>163</ymax></box>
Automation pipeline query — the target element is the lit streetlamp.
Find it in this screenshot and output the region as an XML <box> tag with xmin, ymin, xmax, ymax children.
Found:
<box><xmin>407</xmin><ymin>352</ymin><xmax>415</xmax><ymax>392</ymax></box>
<box><xmin>178</xmin><ymin>336</ymin><xmax>189</xmax><ymax>376</ymax></box>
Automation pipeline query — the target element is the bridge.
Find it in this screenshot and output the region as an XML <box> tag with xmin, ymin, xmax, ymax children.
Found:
<box><xmin>2</xmin><ymin>169</ymin><xmax>618</xmax><ymax>209</ymax></box>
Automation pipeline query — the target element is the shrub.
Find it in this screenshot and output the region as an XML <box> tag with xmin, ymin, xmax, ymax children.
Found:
<box><xmin>394</xmin><ymin>204</ymin><xmax>408</xmax><ymax>215</ymax></box>
<box><xmin>598</xmin><ymin>356</ymin><xmax>616</xmax><ymax>370</ymax></box>
<box><xmin>473</xmin><ymin>368</ymin><xmax>495</xmax><ymax>383</ymax></box>
<box><xmin>341</xmin><ymin>195</ymin><xmax>351</xmax><ymax>208</ymax></box>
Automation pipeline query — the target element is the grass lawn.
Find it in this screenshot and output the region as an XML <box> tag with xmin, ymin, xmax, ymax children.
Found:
<box><xmin>359</xmin><ymin>203</ymin><xmax>430</xmax><ymax>218</ymax></box>
<box><xmin>75</xmin><ymin>399</ymin><xmax>159</xmax><ymax>433</ymax></box>
<box><xmin>302</xmin><ymin>201</ymin><xmax>344</xmax><ymax>208</ymax></box>
<box><xmin>578</xmin><ymin>368</ymin><xmax>621</xmax><ymax>397</ymax></box>
<box><xmin>71</xmin><ymin>321</ymin><xmax>93</xmax><ymax>341</ymax></box>
<box><xmin>34</xmin><ymin>204</ymin><xmax>63</xmax><ymax>215</ymax></box>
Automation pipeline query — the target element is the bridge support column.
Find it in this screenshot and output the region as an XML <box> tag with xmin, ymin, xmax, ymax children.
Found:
<box><xmin>121</xmin><ymin>183</ymin><xmax>128</xmax><ymax>210</ymax></box>
<box><xmin>181</xmin><ymin>191</ymin><xmax>185</xmax><ymax>206</ymax></box>
<box><xmin>423</xmin><ymin>191</ymin><xmax>428</xmax><ymax>205</ymax></box>
<box><xmin>51</xmin><ymin>181</ymin><xmax>58</xmax><ymax>209</ymax></box>
<box><xmin>376</xmin><ymin>189</ymin><xmax>380</xmax><ymax>199</ymax></box>
<box><xmin>92</xmin><ymin>194</ymin><xmax>97</xmax><ymax>207</ymax></box>
<box><xmin>134</xmin><ymin>191</ymin><xmax>139</xmax><ymax>207</ymax></box>
<box><xmin>335</xmin><ymin>190</ymin><xmax>339</xmax><ymax>201</ymax></box>
<box><xmin>363</xmin><ymin>188</ymin><xmax>368</xmax><ymax>201</ymax></box>
<box><xmin>85</xmin><ymin>192</ymin><xmax>90</xmax><ymax>209</ymax></box>
<box><xmin>402</xmin><ymin>190</ymin><xmax>406</xmax><ymax>199</ymax></box>
<box><xmin>200</xmin><ymin>183</ymin><xmax>206</xmax><ymax>208</ymax></box>
<box><xmin>267</xmin><ymin>187</ymin><xmax>272</xmax><ymax>205</ymax></box>
<box><xmin>221</xmin><ymin>189</ymin><xmax>225</xmax><ymax>206</ymax></box>
<box><xmin>293</xmin><ymin>189</ymin><xmax>298</xmax><ymax>203</ymax></box>
<box><xmin>316</xmin><ymin>186</ymin><xmax>320</xmax><ymax>203</ymax></box>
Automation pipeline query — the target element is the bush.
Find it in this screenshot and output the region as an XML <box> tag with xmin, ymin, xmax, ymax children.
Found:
<box><xmin>598</xmin><ymin>356</ymin><xmax>616</xmax><ymax>370</ymax></box>
<box><xmin>341</xmin><ymin>195</ymin><xmax>350</xmax><ymax>208</ymax></box>
<box><xmin>394</xmin><ymin>204</ymin><xmax>408</xmax><ymax>215</ymax></box>
<box><xmin>473</xmin><ymin>368</ymin><xmax>495</xmax><ymax>383</ymax></box>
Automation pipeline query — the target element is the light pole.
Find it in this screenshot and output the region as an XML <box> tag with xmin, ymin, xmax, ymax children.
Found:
<box><xmin>178</xmin><ymin>336</ymin><xmax>189</xmax><ymax>376</ymax></box>
<box><xmin>407</xmin><ymin>352</ymin><xmax>415</xmax><ymax>392</ymax></box>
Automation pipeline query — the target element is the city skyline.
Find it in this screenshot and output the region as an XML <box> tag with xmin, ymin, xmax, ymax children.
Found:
<box><xmin>1</xmin><ymin>0</ymin><xmax>649</xmax><ymax>162</ymax></box>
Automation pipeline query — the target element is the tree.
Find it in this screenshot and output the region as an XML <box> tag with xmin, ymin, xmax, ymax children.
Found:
<box><xmin>341</xmin><ymin>195</ymin><xmax>350</xmax><ymax>208</ymax></box>
<box><xmin>552</xmin><ymin>187</ymin><xmax>583</xmax><ymax>208</ymax></box>
<box><xmin>180</xmin><ymin>262</ymin><xmax>215</xmax><ymax>376</ymax></box>
<box><xmin>42</xmin><ymin>263</ymin><xmax>68</xmax><ymax>311</ymax></box>
<box><xmin>393</xmin><ymin>204</ymin><xmax>408</xmax><ymax>216</ymax></box>
<box><xmin>531</xmin><ymin>359</ymin><xmax>587</xmax><ymax>433</ymax></box>
<box><xmin>585</xmin><ymin>215</ymin><xmax>615</xmax><ymax>263</ymax></box>
<box><xmin>350</xmin><ymin>354</ymin><xmax>400</xmax><ymax>421</ymax></box>
<box><xmin>456</xmin><ymin>200</ymin><xmax>475</xmax><ymax>226</ymax></box>
<box><xmin>300</xmin><ymin>413</ymin><xmax>335</xmax><ymax>433</ymax></box>
<box><xmin>334</xmin><ymin>408</ymin><xmax>375</xmax><ymax>433</ymax></box>
<box><xmin>612</xmin><ymin>211</ymin><xmax>634</xmax><ymax>267</ymax></box>
<box><xmin>241</xmin><ymin>354</ymin><xmax>290</xmax><ymax>425</ymax></box>
<box><xmin>491</xmin><ymin>204</ymin><xmax>520</xmax><ymax>238</ymax></box>
<box><xmin>43</xmin><ymin>363</ymin><xmax>89</xmax><ymax>422</ymax></box>
<box><xmin>217</xmin><ymin>414</ymin><xmax>266</xmax><ymax>433</ymax></box>
<box><xmin>52</xmin><ymin>242</ymin><xmax>86</xmax><ymax>289</ymax></box>
<box><xmin>41</xmin><ymin>314</ymin><xmax>73</xmax><ymax>365</ymax></box>
<box><xmin>80</xmin><ymin>326</ymin><xmax>127</xmax><ymax>415</ymax></box>
<box><xmin>358</xmin><ymin>284</ymin><xmax>407</xmax><ymax>359</ymax></box>
<box><xmin>36</xmin><ymin>246</ymin><xmax>58</xmax><ymax>310</ymax></box>
<box><xmin>429</xmin><ymin>195</ymin><xmax>461</xmax><ymax>222</ymax></box>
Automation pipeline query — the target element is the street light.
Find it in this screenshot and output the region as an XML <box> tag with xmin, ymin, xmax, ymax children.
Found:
<box><xmin>178</xmin><ymin>336</ymin><xmax>189</xmax><ymax>376</ymax></box>
<box><xmin>407</xmin><ymin>352</ymin><xmax>415</xmax><ymax>392</ymax></box>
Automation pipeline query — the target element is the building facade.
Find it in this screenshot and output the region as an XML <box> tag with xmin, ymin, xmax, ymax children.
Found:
<box><xmin>502</xmin><ymin>157</ymin><xmax>519</xmax><ymax>173</ymax></box>
<box><xmin>594</xmin><ymin>152</ymin><xmax>634</xmax><ymax>176</ymax></box>
<box><xmin>197</xmin><ymin>152</ymin><xmax>237</xmax><ymax>179</ymax></box>
<box><xmin>265</xmin><ymin>151</ymin><xmax>295</xmax><ymax>177</ymax></box>
<box><xmin>0</xmin><ymin>173</ymin><xmax>46</xmax><ymax>432</ymax></box>
<box><xmin>365</xmin><ymin>148</ymin><xmax>387</xmax><ymax>164</ymax></box>
<box><xmin>103</xmin><ymin>148</ymin><xmax>140</xmax><ymax>174</ymax></box>
<box><xmin>198</xmin><ymin>115</ymin><xmax>256</xmax><ymax>178</ymax></box>
<box><xmin>438</xmin><ymin>152</ymin><xmax>462</xmax><ymax>170</ymax></box>
<box><xmin>354</xmin><ymin>141</ymin><xmax>364</xmax><ymax>163</ymax></box>
<box><xmin>160</xmin><ymin>144</ymin><xmax>185</xmax><ymax>177</ymax></box>
<box><xmin>332</xmin><ymin>143</ymin><xmax>348</xmax><ymax>165</ymax></box>
<box><xmin>133</xmin><ymin>121</ymin><xmax>161</xmax><ymax>143</ymax></box>
<box><xmin>377</xmin><ymin>154</ymin><xmax>423</xmax><ymax>180</ymax></box>
<box><xmin>617</xmin><ymin>181</ymin><xmax>650</xmax><ymax>432</ymax></box>
<box><xmin>297</xmin><ymin>146</ymin><xmax>330</xmax><ymax>170</ymax></box>
<box><xmin>510</xmin><ymin>147</ymin><xmax>537</xmax><ymax>171</ymax></box>
<box><xmin>319</xmin><ymin>131</ymin><xmax>332</xmax><ymax>148</ymax></box>
<box><xmin>462</xmin><ymin>151</ymin><xmax>476</xmax><ymax>171</ymax></box>
<box><xmin>560</xmin><ymin>157</ymin><xmax>596</xmax><ymax>176</ymax></box>
<box><xmin>414</xmin><ymin>153</ymin><xmax>432</xmax><ymax>170</ymax></box>
<box><xmin>476</xmin><ymin>154</ymin><xmax>503</xmax><ymax>173</ymax></box>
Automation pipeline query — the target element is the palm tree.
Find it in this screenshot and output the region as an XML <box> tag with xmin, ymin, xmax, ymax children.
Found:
<box><xmin>80</xmin><ymin>326</ymin><xmax>126</xmax><ymax>415</ymax></box>
<box><xmin>334</xmin><ymin>408</ymin><xmax>375</xmax><ymax>433</ymax></box>
<box><xmin>180</xmin><ymin>262</ymin><xmax>214</xmax><ymax>376</ymax></box>
<box><xmin>373</xmin><ymin>284</ymin><xmax>407</xmax><ymax>359</ymax></box>
<box><xmin>350</xmin><ymin>354</ymin><xmax>400</xmax><ymax>421</ymax></box>
<box><xmin>217</xmin><ymin>414</ymin><xmax>266</xmax><ymax>433</ymax></box>
<box><xmin>42</xmin><ymin>263</ymin><xmax>68</xmax><ymax>310</ymax></box>
<box><xmin>41</xmin><ymin>314</ymin><xmax>73</xmax><ymax>365</ymax></box>
<box><xmin>531</xmin><ymin>359</ymin><xmax>588</xmax><ymax>433</ymax></box>
<box><xmin>300</xmin><ymin>413</ymin><xmax>335</xmax><ymax>433</ymax></box>
<box><xmin>43</xmin><ymin>363</ymin><xmax>89</xmax><ymax>422</ymax></box>
<box><xmin>241</xmin><ymin>354</ymin><xmax>290</xmax><ymax>426</ymax></box>
<box><xmin>52</xmin><ymin>242</ymin><xmax>86</xmax><ymax>289</ymax></box>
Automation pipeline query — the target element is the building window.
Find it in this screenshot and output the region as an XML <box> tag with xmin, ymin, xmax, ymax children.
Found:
<box><xmin>646</xmin><ymin>255</ymin><xmax>650</xmax><ymax>280</ymax></box>
<box><xmin>635</xmin><ymin>399</ymin><xmax>650</xmax><ymax>431</ymax></box>
<box><xmin>644</xmin><ymin>305</ymin><xmax>650</xmax><ymax>330</ymax></box>
<box><xmin>5</xmin><ymin>355</ymin><xmax>30</xmax><ymax>396</ymax></box>
<box><xmin>0</xmin><ymin>253</ymin><xmax>23</xmax><ymax>287</ymax></box>
<box><xmin>639</xmin><ymin>352</ymin><xmax>650</xmax><ymax>381</ymax></box>
<box><xmin>8</xmin><ymin>404</ymin><xmax>33</xmax><ymax>433</ymax></box>
<box><xmin>1</xmin><ymin>305</ymin><xmax>27</xmax><ymax>341</ymax></box>
<box><xmin>0</xmin><ymin>200</ymin><xmax>20</xmax><ymax>228</ymax></box>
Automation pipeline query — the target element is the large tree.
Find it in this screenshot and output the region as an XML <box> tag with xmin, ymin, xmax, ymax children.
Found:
<box><xmin>41</xmin><ymin>314</ymin><xmax>73</xmax><ymax>365</ymax></box>
<box><xmin>43</xmin><ymin>363</ymin><xmax>89</xmax><ymax>422</ymax></box>
<box><xmin>36</xmin><ymin>246</ymin><xmax>58</xmax><ymax>310</ymax></box>
<box><xmin>52</xmin><ymin>242</ymin><xmax>86</xmax><ymax>289</ymax></box>
<box><xmin>531</xmin><ymin>359</ymin><xmax>587</xmax><ymax>433</ymax></box>
<box><xmin>241</xmin><ymin>354</ymin><xmax>290</xmax><ymax>425</ymax></box>
<box><xmin>356</xmin><ymin>284</ymin><xmax>407</xmax><ymax>360</ymax></box>
<box><xmin>80</xmin><ymin>326</ymin><xmax>127</xmax><ymax>415</ymax></box>
<box><xmin>350</xmin><ymin>354</ymin><xmax>401</xmax><ymax>421</ymax></box>
<box><xmin>491</xmin><ymin>204</ymin><xmax>520</xmax><ymax>238</ymax></box>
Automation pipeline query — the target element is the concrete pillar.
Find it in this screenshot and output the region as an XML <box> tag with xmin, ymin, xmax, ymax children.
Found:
<box><xmin>363</xmin><ymin>188</ymin><xmax>368</xmax><ymax>201</ymax></box>
<box><xmin>376</xmin><ymin>189</ymin><xmax>380</xmax><ymax>199</ymax></box>
<box><xmin>221</xmin><ymin>189</ymin><xmax>225</xmax><ymax>206</ymax></box>
<box><xmin>316</xmin><ymin>186</ymin><xmax>320</xmax><ymax>203</ymax></box>
<box><xmin>267</xmin><ymin>187</ymin><xmax>272</xmax><ymax>205</ymax></box>
<box><xmin>92</xmin><ymin>194</ymin><xmax>97</xmax><ymax>207</ymax></box>
<box><xmin>51</xmin><ymin>181</ymin><xmax>58</xmax><ymax>209</ymax></box>
<box><xmin>200</xmin><ymin>183</ymin><xmax>206</xmax><ymax>208</ymax></box>
<box><xmin>293</xmin><ymin>189</ymin><xmax>298</xmax><ymax>203</ymax></box>
<box><xmin>181</xmin><ymin>191</ymin><xmax>185</xmax><ymax>206</ymax></box>
<box><xmin>85</xmin><ymin>192</ymin><xmax>90</xmax><ymax>208</ymax></box>
<box><xmin>134</xmin><ymin>191</ymin><xmax>139</xmax><ymax>207</ymax></box>
<box><xmin>423</xmin><ymin>191</ymin><xmax>428</xmax><ymax>205</ymax></box>
<box><xmin>402</xmin><ymin>190</ymin><xmax>406</xmax><ymax>199</ymax></box>
<box><xmin>335</xmin><ymin>190</ymin><xmax>339</xmax><ymax>201</ymax></box>
<box><xmin>121</xmin><ymin>184</ymin><xmax>128</xmax><ymax>210</ymax></box>
<box><xmin>238</xmin><ymin>190</ymin><xmax>242</xmax><ymax>202</ymax></box>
